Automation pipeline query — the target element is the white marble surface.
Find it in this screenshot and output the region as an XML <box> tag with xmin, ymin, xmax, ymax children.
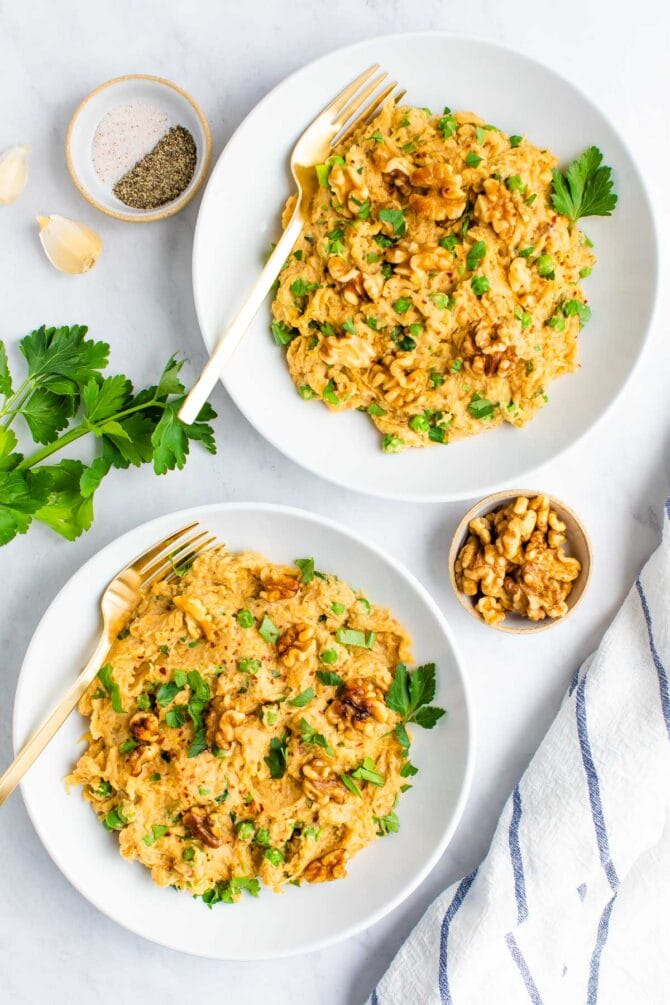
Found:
<box><xmin>1</xmin><ymin>2</ymin><xmax>669</xmax><ymax>1002</ymax></box>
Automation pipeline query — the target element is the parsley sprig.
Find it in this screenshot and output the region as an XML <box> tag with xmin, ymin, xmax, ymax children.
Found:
<box><xmin>385</xmin><ymin>663</ymin><xmax>446</xmax><ymax>754</ymax></box>
<box><xmin>551</xmin><ymin>146</ymin><xmax>618</xmax><ymax>222</ymax></box>
<box><xmin>0</xmin><ymin>324</ymin><xmax>216</xmax><ymax>546</ymax></box>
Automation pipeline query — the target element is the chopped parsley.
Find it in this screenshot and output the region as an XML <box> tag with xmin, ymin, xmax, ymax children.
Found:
<box><xmin>264</xmin><ymin>847</ymin><xmax>285</xmax><ymax>867</ymax></box>
<box><xmin>290</xmin><ymin>278</ymin><xmax>320</xmax><ymax>298</ymax></box>
<box><xmin>271</xmin><ymin>321</ymin><xmax>297</xmax><ymax>347</ymax></box>
<box><xmin>143</xmin><ymin>824</ymin><xmax>168</xmax><ymax>847</ymax></box>
<box><xmin>374</xmin><ymin>811</ymin><xmax>400</xmax><ymax>836</ymax></box>
<box><xmin>335</xmin><ymin>628</ymin><xmax>376</xmax><ymax>649</ymax></box>
<box><xmin>506</xmin><ymin>175</ymin><xmax>527</xmax><ymax>195</ymax></box>
<box><xmin>199</xmin><ymin>876</ymin><xmax>260</xmax><ymax>907</ymax></box>
<box><xmin>97</xmin><ymin>665</ymin><xmax>123</xmax><ymax>713</ymax></box>
<box><xmin>323</xmin><ymin>380</ymin><xmax>339</xmax><ymax>405</ymax></box>
<box><xmin>350</xmin><ymin>757</ymin><xmax>385</xmax><ymax>787</ymax></box>
<box><xmin>439</xmin><ymin>234</ymin><xmax>460</xmax><ymax>253</ymax></box>
<box><xmin>295</xmin><ymin>556</ymin><xmax>315</xmax><ymax>583</ymax></box>
<box><xmin>562</xmin><ymin>299</ymin><xmax>592</xmax><ymax>326</ymax></box>
<box><xmin>264</xmin><ymin>730</ymin><xmax>290</xmax><ymax>778</ymax></box>
<box><xmin>467</xmin><ymin>393</ymin><xmax>496</xmax><ymax>419</ymax></box>
<box><xmin>466</xmin><ymin>240</ymin><xmax>486</xmax><ymax>272</ymax></box>
<box><xmin>289</xmin><ymin>688</ymin><xmax>315</xmax><ymax>708</ymax></box>
<box><xmin>258</xmin><ymin>614</ymin><xmax>280</xmax><ymax>645</ymax></box>
<box><xmin>299</xmin><ymin>718</ymin><xmax>333</xmax><ymax>756</ymax></box>
<box><xmin>438</xmin><ymin>111</ymin><xmax>458</xmax><ymax>139</ymax></box>
<box><xmin>382</xmin><ymin>434</ymin><xmax>404</xmax><ymax>453</ymax></box>
<box><xmin>378</xmin><ymin>208</ymin><xmax>407</xmax><ymax>236</ymax></box>
<box><xmin>238</xmin><ymin>658</ymin><xmax>261</xmax><ymax>674</ymax></box>
<box><xmin>317</xmin><ymin>669</ymin><xmax>343</xmax><ymax>686</ymax></box>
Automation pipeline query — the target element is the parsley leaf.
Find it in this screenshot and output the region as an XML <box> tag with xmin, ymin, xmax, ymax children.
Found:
<box><xmin>385</xmin><ymin>663</ymin><xmax>446</xmax><ymax>738</ymax></box>
<box><xmin>289</xmin><ymin>688</ymin><xmax>315</xmax><ymax>708</ymax></box>
<box><xmin>295</xmin><ymin>557</ymin><xmax>315</xmax><ymax>583</ymax></box>
<box><xmin>378</xmin><ymin>208</ymin><xmax>407</xmax><ymax>236</ymax></box>
<box><xmin>299</xmin><ymin>718</ymin><xmax>334</xmax><ymax>756</ymax></box>
<box><xmin>97</xmin><ymin>664</ymin><xmax>124</xmax><ymax>713</ymax></box>
<box><xmin>264</xmin><ymin>731</ymin><xmax>290</xmax><ymax>778</ymax></box>
<box><xmin>551</xmin><ymin>146</ymin><xmax>618</xmax><ymax>222</ymax></box>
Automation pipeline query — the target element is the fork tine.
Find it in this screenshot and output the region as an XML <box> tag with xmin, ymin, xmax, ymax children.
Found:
<box><xmin>333</xmin><ymin>81</ymin><xmax>399</xmax><ymax>147</ymax></box>
<box><xmin>325</xmin><ymin>64</ymin><xmax>380</xmax><ymax>119</ymax></box>
<box><xmin>332</xmin><ymin>71</ymin><xmax>388</xmax><ymax>129</ymax></box>
<box><xmin>129</xmin><ymin>522</ymin><xmax>200</xmax><ymax>576</ymax></box>
<box><xmin>359</xmin><ymin>83</ymin><xmax>405</xmax><ymax>128</ymax></box>
<box><xmin>152</xmin><ymin>535</ymin><xmax>218</xmax><ymax>586</ymax></box>
<box><xmin>139</xmin><ymin>529</ymin><xmax>211</xmax><ymax>583</ymax></box>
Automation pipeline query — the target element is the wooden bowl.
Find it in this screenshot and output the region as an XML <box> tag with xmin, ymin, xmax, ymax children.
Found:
<box><xmin>448</xmin><ymin>489</ymin><xmax>592</xmax><ymax>634</ymax></box>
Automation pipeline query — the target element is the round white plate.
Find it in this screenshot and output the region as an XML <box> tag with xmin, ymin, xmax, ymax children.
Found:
<box><xmin>193</xmin><ymin>33</ymin><xmax>658</xmax><ymax>501</ymax></box>
<box><xmin>14</xmin><ymin>503</ymin><xmax>473</xmax><ymax>960</ymax></box>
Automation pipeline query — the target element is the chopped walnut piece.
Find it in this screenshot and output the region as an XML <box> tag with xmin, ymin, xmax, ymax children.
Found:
<box><xmin>259</xmin><ymin>567</ymin><xmax>301</xmax><ymax>602</ymax></box>
<box><xmin>325</xmin><ymin>678</ymin><xmax>389</xmax><ymax>733</ymax></box>
<box><xmin>129</xmin><ymin>711</ymin><xmax>159</xmax><ymax>743</ymax></box>
<box><xmin>183</xmin><ymin>807</ymin><xmax>223</xmax><ymax>849</ymax></box>
<box><xmin>302</xmin><ymin>758</ymin><xmax>346</xmax><ymax>805</ymax></box>
<box><xmin>173</xmin><ymin>595</ymin><xmax>216</xmax><ymax>642</ymax></box>
<box><xmin>303</xmin><ymin>848</ymin><xmax>348</xmax><ymax>883</ymax></box>
<box><xmin>277</xmin><ymin>623</ymin><xmax>316</xmax><ymax>666</ymax></box>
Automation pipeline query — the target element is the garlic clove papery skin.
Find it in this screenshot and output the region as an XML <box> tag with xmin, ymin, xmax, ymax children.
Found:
<box><xmin>36</xmin><ymin>214</ymin><xmax>103</xmax><ymax>274</ymax></box>
<box><xmin>0</xmin><ymin>145</ymin><xmax>30</xmax><ymax>205</ymax></box>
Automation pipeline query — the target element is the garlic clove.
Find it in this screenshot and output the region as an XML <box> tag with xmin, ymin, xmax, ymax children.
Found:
<box><xmin>0</xmin><ymin>145</ymin><xmax>30</xmax><ymax>205</ymax></box>
<box><xmin>36</xmin><ymin>214</ymin><xmax>102</xmax><ymax>274</ymax></box>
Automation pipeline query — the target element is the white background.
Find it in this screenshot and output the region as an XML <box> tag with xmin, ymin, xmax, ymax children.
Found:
<box><xmin>1</xmin><ymin>1</ymin><xmax>668</xmax><ymax>1002</ymax></box>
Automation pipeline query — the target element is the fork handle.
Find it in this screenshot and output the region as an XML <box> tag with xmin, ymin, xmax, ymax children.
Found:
<box><xmin>179</xmin><ymin>210</ymin><xmax>304</xmax><ymax>426</ymax></box>
<box><xmin>0</xmin><ymin>630</ymin><xmax>110</xmax><ymax>807</ymax></box>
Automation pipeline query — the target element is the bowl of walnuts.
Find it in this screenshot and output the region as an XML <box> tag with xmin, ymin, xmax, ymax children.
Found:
<box><xmin>449</xmin><ymin>490</ymin><xmax>592</xmax><ymax>633</ymax></box>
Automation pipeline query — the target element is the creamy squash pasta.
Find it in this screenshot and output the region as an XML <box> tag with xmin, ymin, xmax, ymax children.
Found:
<box><xmin>271</xmin><ymin>102</ymin><xmax>599</xmax><ymax>451</ymax></box>
<box><xmin>70</xmin><ymin>546</ymin><xmax>444</xmax><ymax>905</ymax></box>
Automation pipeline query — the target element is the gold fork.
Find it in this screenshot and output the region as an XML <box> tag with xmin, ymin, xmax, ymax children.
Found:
<box><xmin>0</xmin><ymin>521</ymin><xmax>216</xmax><ymax>807</ymax></box>
<box><xmin>179</xmin><ymin>65</ymin><xmax>405</xmax><ymax>425</ymax></box>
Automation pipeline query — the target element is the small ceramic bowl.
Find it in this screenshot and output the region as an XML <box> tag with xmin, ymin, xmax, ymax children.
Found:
<box><xmin>66</xmin><ymin>74</ymin><xmax>212</xmax><ymax>223</ymax></box>
<box><xmin>448</xmin><ymin>489</ymin><xmax>592</xmax><ymax>634</ymax></box>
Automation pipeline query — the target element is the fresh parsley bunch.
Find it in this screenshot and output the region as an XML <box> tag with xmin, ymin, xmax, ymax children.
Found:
<box><xmin>0</xmin><ymin>324</ymin><xmax>216</xmax><ymax>546</ymax></box>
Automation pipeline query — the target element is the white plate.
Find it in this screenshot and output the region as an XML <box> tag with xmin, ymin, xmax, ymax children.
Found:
<box><xmin>193</xmin><ymin>33</ymin><xmax>658</xmax><ymax>501</ymax></box>
<box><xmin>14</xmin><ymin>503</ymin><xmax>473</xmax><ymax>960</ymax></box>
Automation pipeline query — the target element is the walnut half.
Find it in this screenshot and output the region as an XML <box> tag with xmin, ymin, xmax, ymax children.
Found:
<box><xmin>303</xmin><ymin>848</ymin><xmax>348</xmax><ymax>884</ymax></box>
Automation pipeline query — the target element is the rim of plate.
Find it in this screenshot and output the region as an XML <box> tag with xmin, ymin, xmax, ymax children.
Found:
<box><xmin>13</xmin><ymin>501</ymin><xmax>475</xmax><ymax>960</ymax></box>
<box><xmin>192</xmin><ymin>31</ymin><xmax>660</xmax><ymax>503</ymax></box>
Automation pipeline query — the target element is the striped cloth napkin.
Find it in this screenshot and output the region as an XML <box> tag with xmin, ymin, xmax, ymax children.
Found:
<box><xmin>369</xmin><ymin>499</ymin><xmax>670</xmax><ymax>1005</ymax></box>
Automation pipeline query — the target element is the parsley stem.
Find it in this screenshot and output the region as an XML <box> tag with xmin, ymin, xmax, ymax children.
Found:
<box><xmin>16</xmin><ymin>393</ymin><xmax>163</xmax><ymax>470</ymax></box>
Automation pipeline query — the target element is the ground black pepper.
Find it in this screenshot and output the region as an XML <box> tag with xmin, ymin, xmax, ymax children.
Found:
<box><xmin>113</xmin><ymin>125</ymin><xmax>197</xmax><ymax>210</ymax></box>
